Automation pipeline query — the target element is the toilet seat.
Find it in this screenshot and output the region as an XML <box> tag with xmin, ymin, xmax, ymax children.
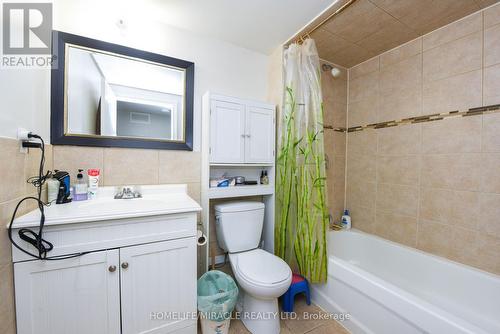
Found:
<box><xmin>231</xmin><ymin>249</ymin><xmax>291</xmax><ymax>287</ymax></box>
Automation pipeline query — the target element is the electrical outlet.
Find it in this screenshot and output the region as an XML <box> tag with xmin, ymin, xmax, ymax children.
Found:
<box><xmin>17</xmin><ymin>128</ymin><xmax>34</xmax><ymax>153</ymax></box>
<box><xmin>17</xmin><ymin>128</ymin><xmax>30</xmax><ymax>153</ymax></box>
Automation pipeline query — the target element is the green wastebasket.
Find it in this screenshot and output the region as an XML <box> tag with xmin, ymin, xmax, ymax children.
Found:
<box><xmin>197</xmin><ymin>270</ymin><xmax>239</xmax><ymax>334</ymax></box>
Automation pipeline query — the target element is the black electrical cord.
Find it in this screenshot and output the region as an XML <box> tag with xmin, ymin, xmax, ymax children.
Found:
<box><xmin>8</xmin><ymin>133</ymin><xmax>88</xmax><ymax>260</ymax></box>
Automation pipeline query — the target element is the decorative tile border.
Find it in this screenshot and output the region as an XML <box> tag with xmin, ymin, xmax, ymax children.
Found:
<box><xmin>323</xmin><ymin>104</ymin><xmax>500</xmax><ymax>133</ymax></box>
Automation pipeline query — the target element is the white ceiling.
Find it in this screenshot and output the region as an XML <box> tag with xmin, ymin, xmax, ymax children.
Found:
<box><xmin>139</xmin><ymin>0</ymin><xmax>336</xmax><ymax>54</ymax></box>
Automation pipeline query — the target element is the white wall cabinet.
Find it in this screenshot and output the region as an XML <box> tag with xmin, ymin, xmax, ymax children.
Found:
<box><xmin>209</xmin><ymin>97</ymin><xmax>275</xmax><ymax>164</ymax></box>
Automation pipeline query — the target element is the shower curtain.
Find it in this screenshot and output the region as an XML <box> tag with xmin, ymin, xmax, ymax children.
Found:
<box><xmin>275</xmin><ymin>39</ymin><xmax>328</xmax><ymax>283</ymax></box>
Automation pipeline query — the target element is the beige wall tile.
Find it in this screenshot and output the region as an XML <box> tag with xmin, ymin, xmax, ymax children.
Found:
<box><xmin>347</xmin><ymin>96</ymin><xmax>378</xmax><ymax>126</ymax></box>
<box><xmin>331</xmin><ymin>132</ymin><xmax>346</xmax><ymax>157</ymax></box>
<box><xmin>447</xmin><ymin>227</ymin><xmax>480</xmax><ymax>266</ymax></box>
<box><xmin>350</xmin><ymin>205</ymin><xmax>375</xmax><ymax>233</ymax></box>
<box><xmin>378</xmin><ymin>86</ymin><xmax>422</xmax><ymax>121</ymax></box>
<box><xmin>379</xmin><ymin>54</ymin><xmax>422</xmax><ymax>96</ymax></box>
<box><xmin>0</xmin><ymin>138</ymin><xmax>26</xmax><ymax>203</ymax></box>
<box><xmin>24</xmin><ymin>144</ymin><xmax>53</xmax><ymax>194</ymax></box>
<box><xmin>483</xmin><ymin>63</ymin><xmax>500</xmax><ymax>105</ymax></box>
<box><xmin>53</xmin><ymin>146</ymin><xmax>104</xmax><ymax>185</ymax></box>
<box><xmin>377</xmin><ymin>125</ymin><xmax>421</xmax><ymax>155</ymax></box>
<box><xmin>329</xmin><ymin>43</ymin><xmax>377</xmax><ymax>68</ymax></box>
<box><xmin>342</xmin><ymin>6</ymin><xmax>500</xmax><ymax>275</ymax></box>
<box><xmin>421</xmin><ymin>116</ymin><xmax>482</xmax><ymax>154</ymax></box>
<box><xmin>348</xmin><ymin>71</ymin><xmax>379</xmax><ymax>103</ymax></box>
<box><xmin>346</xmin><ymin>178</ymin><xmax>376</xmax><ymax>209</ymax></box>
<box><xmin>423</xmin><ymin>12</ymin><xmax>482</xmax><ymax>51</ymax></box>
<box><xmin>421</xmin><ymin>153</ymin><xmax>481</xmax><ymax>191</ymax></box>
<box><xmin>322</xmin><ymin>0</ymin><xmax>395</xmax><ymax>43</ymax></box>
<box><xmin>423</xmin><ymin>32</ymin><xmax>482</xmax><ymax>82</ymax></box>
<box><xmin>347</xmin><ymin>129</ymin><xmax>377</xmax><ymax>155</ymax></box>
<box><xmin>158</xmin><ymin>151</ymin><xmax>200</xmax><ymax>184</ymax></box>
<box><xmin>484</xmin><ymin>2</ymin><xmax>500</xmax><ymax>28</ymax></box>
<box><xmin>419</xmin><ymin>187</ymin><xmax>480</xmax><ymax>230</ymax></box>
<box><xmin>417</xmin><ymin>219</ymin><xmax>453</xmax><ymax>258</ymax></box>
<box><xmin>349</xmin><ymin>56</ymin><xmax>379</xmax><ymax>80</ymax></box>
<box><xmin>0</xmin><ymin>264</ymin><xmax>15</xmax><ymax>334</ymax></box>
<box><xmin>374</xmin><ymin>211</ymin><xmax>417</xmax><ymax>247</ymax></box>
<box><xmin>480</xmin><ymin>153</ymin><xmax>500</xmax><ymax>193</ymax></box>
<box><xmin>377</xmin><ymin>155</ymin><xmax>420</xmax><ymax>185</ymax></box>
<box><xmin>475</xmin><ymin>234</ymin><xmax>500</xmax><ymax>275</ymax></box>
<box><xmin>332</xmin><ymin>155</ymin><xmax>346</xmax><ymax>184</ymax></box>
<box><xmin>484</xmin><ymin>24</ymin><xmax>500</xmax><ymax>67</ymax></box>
<box><xmin>376</xmin><ymin>183</ymin><xmax>419</xmax><ymax>217</ymax></box>
<box><xmin>323</xmin><ymin>100</ymin><xmax>347</xmax><ymax>127</ymax></box>
<box><xmin>482</xmin><ymin>113</ymin><xmax>500</xmax><ymax>152</ymax></box>
<box><xmin>380</xmin><ymin>37</ymin><xmax>422</xmax><ymax>68</ymax></box>
<box><xmin>423</xmin><ymin>70</ymin><xmax>482</xmax><ymax>114</ymax></box>
<box><xmin>103</xmin><ymin>148</ymin><xmax>159</xmax><ymax>186</ymax></box>
<box><xmin>347</xmin><ymin>153</ymin><xmax>376</xmax><ymax>183</ymax></box>
<box><xmin>479</xmin><ymin>192</ymin><xmax>500</xmax><ymax>238</ymax></box>
<box><xmin>358</xmin><ymin>20</ymin><xmax>419</xmax><ymax>56</ymax></box>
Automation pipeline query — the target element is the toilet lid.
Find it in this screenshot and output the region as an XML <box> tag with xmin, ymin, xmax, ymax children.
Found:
<box><xmin>236</xmin><ymin>249</ymin><xmax>291</xmax><ymax>285</ymax></box>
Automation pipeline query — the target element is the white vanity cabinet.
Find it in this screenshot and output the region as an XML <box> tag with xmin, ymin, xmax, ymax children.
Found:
<box><xmin>10</xmin><ymin>185</ymin><xmax>201</xmax><ymax>334</ymax></box>
<box><xmin>209</xmin><ymin>96</ymin><xmax>275</xmax><ymax>164</ymax></box>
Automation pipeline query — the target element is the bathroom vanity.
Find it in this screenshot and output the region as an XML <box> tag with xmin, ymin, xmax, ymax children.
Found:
<box><xmin>9</xmin><ymin>185</ymin><xmax>201</xmax><ymax>334</ymax></box>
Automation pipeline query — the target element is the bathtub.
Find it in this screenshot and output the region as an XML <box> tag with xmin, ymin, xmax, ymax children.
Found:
<box><xmin>311</xmin><ymin>230</ymin><xmax>500</xmax><ymax>334</ymax></box>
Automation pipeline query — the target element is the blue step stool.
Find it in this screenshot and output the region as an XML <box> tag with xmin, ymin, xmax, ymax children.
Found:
<box><xmin>282</xmin><ymin>273</ymin><xmax>311</xmax><ymax>312</ymax></box>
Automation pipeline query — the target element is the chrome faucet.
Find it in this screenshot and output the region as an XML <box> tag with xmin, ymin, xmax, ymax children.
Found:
<box><xmin>114</xmin><ymin>186</ymin><xmax>142</xmax><ymax>199</ymax></box>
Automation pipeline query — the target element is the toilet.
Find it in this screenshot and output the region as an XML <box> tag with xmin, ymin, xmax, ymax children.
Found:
<box><xmin>215</xmin><ymin>201</ymin><xmax>292</xmax><ymax>334</ymax></box>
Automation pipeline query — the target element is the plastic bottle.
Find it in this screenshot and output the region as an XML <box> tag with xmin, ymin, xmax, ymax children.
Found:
<box><xmin>47</xmin><ymin>177</ymin><xmax>60</xmax><ymax>203</ymax></box>
<box><xmin>73</xmin><ymin>169</ymin><xmax>88</xmax><ymax>201</ymax></box>
<box><xmin>341</xmin><ymin>210</ymin><xmax>351</xmax><ymax>229</ymax></box>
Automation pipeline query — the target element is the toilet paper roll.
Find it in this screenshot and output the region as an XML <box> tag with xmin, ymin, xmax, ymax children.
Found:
<box><xmin>197</xmin><ymin>229</ymin><xmax>207</xmax><ymax>246</ymax></box>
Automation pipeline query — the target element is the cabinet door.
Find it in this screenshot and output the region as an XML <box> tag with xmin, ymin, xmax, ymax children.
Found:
<box><xmin>14</xmin><ymin>250</ymin><xmax>121</xmax><ymax>334</ymax></box>
<box><xmin>120</xmin><ymin>238</ymin><xmax>197</xmax><ymax>334</ymax></box>
<box><xmin>210</xmin><ymin>100</ymin><xmax>246</xmax><ymax>163</ymax></box>
<box><xmin>245</xmin><ymin>105</ymin><xmax>275</xmax><ymax>163</ymax></box>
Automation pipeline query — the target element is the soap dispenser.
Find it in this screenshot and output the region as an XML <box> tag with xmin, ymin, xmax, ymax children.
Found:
<box><xmin>73</xmin><ymin>169</ymin><xmax>88</xmax><ymax>201</ymax></box>
<box><xmin>341</xmin><ymin>210</ymin><xmax>351</xmax><ymax>229</ymax></box>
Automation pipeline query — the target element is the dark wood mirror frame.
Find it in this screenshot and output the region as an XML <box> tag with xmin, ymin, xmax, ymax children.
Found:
<box><xmin>51</xmin><ymin>31</ymin><xmax>195</xmax><ymax>150</ymax></box>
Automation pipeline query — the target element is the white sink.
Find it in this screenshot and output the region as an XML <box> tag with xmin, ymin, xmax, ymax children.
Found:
<box><xmin>78</xmin><ymin>198</ymin><xmax>174</xmax><ymax>212</ymax></box>
<box><xmin>11</xmin><ymin>184</ymin><xmax>201</xmax><ymax>228</ymax></box>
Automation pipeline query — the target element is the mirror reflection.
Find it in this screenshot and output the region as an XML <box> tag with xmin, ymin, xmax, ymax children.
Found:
<box><xmin>65</xmin><ymin>45</ymin><xmax>185</xmax><ymax>141</ymax></box>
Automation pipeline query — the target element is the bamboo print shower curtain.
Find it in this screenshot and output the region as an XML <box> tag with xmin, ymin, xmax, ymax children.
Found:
<box><xmin>275</xmin><ymin>39</ymin><xmax>328</xmax><ymax>283</ymax></box>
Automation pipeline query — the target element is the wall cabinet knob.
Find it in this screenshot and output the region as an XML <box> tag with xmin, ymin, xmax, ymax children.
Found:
<box><xmin>108</xmin><ymin>265</ymin><xmax>117</xmax><ymax>272</ymax></box>
<box><xmin>121</xmin><ymin>262</ymin><xmax>129</xmax><ymax>269</ymax></box>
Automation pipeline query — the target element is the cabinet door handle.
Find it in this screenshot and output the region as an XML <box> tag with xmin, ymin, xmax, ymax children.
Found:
<box><xmin>108</xmin><ymin>265</ymin><xmax>117</xmax><ymax>273</ymax></box>
<box><xmin>241</xmin><ymin>134</ymin><xmax>246</xmax><ymax>138</ymax></box>
<box><xmin>121</xmin><ymin>262</ymin><xmax>129</xmax><ymax>269</ymax></box>
<box><xmin>246</xmin><ymin>134</ymin><xmax>251</xmax><ymax>138</ymax></box>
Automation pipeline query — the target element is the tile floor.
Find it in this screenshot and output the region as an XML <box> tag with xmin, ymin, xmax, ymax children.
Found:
<box><xmin>227</xmin><ymin>295</ymin><xmax>350</xmax><ymax>334</ymax></box>
<box><xmin>212</xmin><ymin>262</ymin><xmax>349</xmax><ymax>334</ymax></box>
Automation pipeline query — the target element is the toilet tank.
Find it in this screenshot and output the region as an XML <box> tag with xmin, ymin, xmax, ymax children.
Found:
<box><xmin>214</xmin><ymin>201</ymin><xmax>265</xmax><ymax>253</ymax></box>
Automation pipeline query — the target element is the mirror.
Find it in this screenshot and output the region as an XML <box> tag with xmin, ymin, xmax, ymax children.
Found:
<box><xmin>51</xmin><ymin>31</ymin><xmax>194</xmax><ymax>150</ymax></box>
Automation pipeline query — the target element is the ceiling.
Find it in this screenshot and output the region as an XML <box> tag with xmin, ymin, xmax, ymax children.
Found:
<box><xmin>140</xmin><ymin>0</ymin><xmax>335</xmax><ymax>54</ymax></box>
<box><xmin>310</xmin><ymin>0</ymin><xmax>500</xmax><ymax>67</ymax></box>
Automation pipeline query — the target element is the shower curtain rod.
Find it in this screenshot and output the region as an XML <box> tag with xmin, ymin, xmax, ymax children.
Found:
<box><xmin>287</xmin><ymin>0</ymin><xmax>358</xmax><ymax>45</ymax></box>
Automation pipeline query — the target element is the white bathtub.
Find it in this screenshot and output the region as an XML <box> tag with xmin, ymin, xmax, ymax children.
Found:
<box><xmin>311</xmin><ymin>230</ymin><xmax>500</xmax><ymax>334</ymax></box>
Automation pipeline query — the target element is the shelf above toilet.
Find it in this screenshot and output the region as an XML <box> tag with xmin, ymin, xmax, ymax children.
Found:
<box><xmin>207</xmin><ymin>185</ymin><xmax>274</xmax><ymax>199</ymax></box>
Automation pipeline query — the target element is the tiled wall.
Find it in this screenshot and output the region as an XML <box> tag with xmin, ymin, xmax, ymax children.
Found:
<box><xmin>346</xmin><ymin>4</ymin><xmax>500</xmax><ymax>275</ymax></box>
<box><xmin>0</xmin><ymin>138</ymin><xmax>54</xmax><ymax>333</ymax></box>
<box><xmin>322</xmin><ymin>61</ymin><xmax>348</xmax><ymax>222</ymax></box>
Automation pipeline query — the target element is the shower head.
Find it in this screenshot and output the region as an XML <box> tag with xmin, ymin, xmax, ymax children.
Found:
<box><xmin>321</xmin><ymin>63</ymin><xmax>341</xmax><ymax>78</ymax></box>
